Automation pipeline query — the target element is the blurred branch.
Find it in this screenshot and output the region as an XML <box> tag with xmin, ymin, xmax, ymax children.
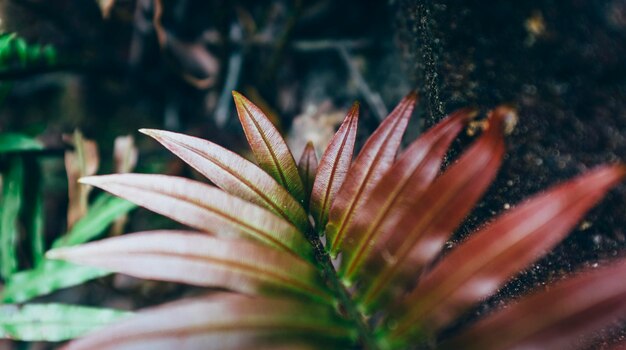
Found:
<box><xmin>215</xmin><ymin>24</ymin><xmax>244</xmax><ymax>127</ymax></box>
<box><xmin>337</xmin><ymin>45</ymin><xmax>388</xmax><ymax>121</ymax></box>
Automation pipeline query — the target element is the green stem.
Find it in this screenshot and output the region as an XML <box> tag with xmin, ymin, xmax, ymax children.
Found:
<box><xmin>306</xmin><ymin>231</ymin><xmax>379</xmax><ymax>349</ymax></box>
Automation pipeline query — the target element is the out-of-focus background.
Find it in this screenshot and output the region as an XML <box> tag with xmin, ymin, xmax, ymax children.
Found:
<box><xmin>0</xmin><ymin>0</ymin><xmax>625</xmax><ymax>347</ymax></box>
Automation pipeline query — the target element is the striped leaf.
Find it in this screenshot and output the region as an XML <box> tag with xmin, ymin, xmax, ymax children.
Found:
<box><xmin>310</xmin><ymin>103</ymin><xmax>359</xmax><ymax>228</ymax></box>
<box><xmin>79</xmin><ymin>174</ymin><xmax>313</xmax><ymax>262</ymax></box>
<box><xmin>326</xmin><ymin>92</ymin><xmax>417</xmax><ymax>257</ymax></box>
<box><xmin>140</xmin><ymin>129</ymin><xmax>309</xmax><ymax>233</ymax></box>
<box><xmin>48</xmin><ymin>231</ymin><xmax>332</xmax><ymax>303</ymax></box>
<box><xmin>232</xmin><ymin>91</ymin><xmax>306</xmax><ymax>203</ymax></box>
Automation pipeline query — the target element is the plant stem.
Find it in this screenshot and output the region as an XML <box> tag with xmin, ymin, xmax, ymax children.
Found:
<box><xmin>306</xmin><ymin>232</ymin><xmax>379</xmax><ymax>349</ymax></box>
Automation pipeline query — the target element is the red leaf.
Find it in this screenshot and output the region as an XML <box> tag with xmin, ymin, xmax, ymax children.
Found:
<box><xmin>140</xmin><ymin>129</ymin><xmax>309</xmax><ymax>232</ymax></box>
<box><xmin>386</xmin><ymin>164</ymin><xmax>626</xmax><ymax>340</ymax></box>
<box><xmin>326</xmin><ymin>92</ymin><xmax>418</xmax><ymax>257</ymax></box>
<box><xmin>356</xmin><ymin>107</ymin><xmax>511</xmax><ymax>314</ymax></box>
<box><xmin>232</xmin><ymin>91</ymin><xmax>306</xmax><ymax>203</ymax></box>
<box><xmin>62</xmin><ymin>294</ymin><xmax>357</xmax><ymax>350</ymax></box>
<box><xmin>47</xmin><ymin>231</ymin><xmax>332</xmax><ymax>303</ymax></box>
<box><xmin>443</xmin><ymin>259</ymin><xmax>626</xmax><ymax>350</ymax></box>
<box><xmin>310</xmin><ymin>103</ymin><xmax>359</xmax><ymax>228</ymax></box>
<box><xmin>298</xmin><ymin>141</ymin><xmax>318</xmax><ymax>208</ymax></box>
<box><xmin>338</xmin><ymin>108</ymin><xmax>476</xmax><ymax>284</ymax></box>
<box><xmin>79</xmin><ymin>174</ymin><xmax>313</xmax><ymax>261</ymax></box>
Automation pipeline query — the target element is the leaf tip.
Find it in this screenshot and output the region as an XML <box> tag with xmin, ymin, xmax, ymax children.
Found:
<box><xmin>488</xmin><ymin>105</ymin><xmax>518</xmax><ymax>135</ymax></box>
<box><xmin>78</xmin><ymin>176</ymin><xmax>103</xmax><ymax>186</ymax></box>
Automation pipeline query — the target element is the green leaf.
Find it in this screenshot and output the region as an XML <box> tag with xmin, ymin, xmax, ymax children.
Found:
<box><xmin>0</xmin><ymin>133</ymin><xmax>43</xmax><ymax>153</ymax></box>
<box><xmin>1</xmin><ymin>260</ymin><xmax>109</xmax><ymax>304</ymax></box>
<box><xmin>53</xmin><ymin>193</ymin><xmax>136</xmax><ymax>248</ymax></box>
<box><xmin>0</xmin><ymin>303</ymin><xmax>131</xmax><ymax>341</ymax></box>
<box><xmin>232</xmin><ymin>91</ymin><xmax>306</xmax><ymax>203</ymax></box>
<box><xmin>48</xmin><ymin>231</ymin><xmax>333</xmax><ymax>304</ymax></box>
<box><xmin>22</xmin><ymin>158</ymin><xmax>45</xmax><ymax>265</ymax></box>
<box><xmin>0</xmin><ymin>156</ymin><xmax>24</xmax><ymax>279</ymax></box>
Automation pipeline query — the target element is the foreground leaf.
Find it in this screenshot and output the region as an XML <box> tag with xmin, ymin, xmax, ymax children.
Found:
<box><xmin>339</xmin><ymin>107</ymin><xmax>475</xmax><ymax>283</ymax></box>
<box><xmin>233</xmin><ymin>91</ymin><xmax>306</xmax><ymax>203</ymax></box>
<box><xmin>63</xmin><ymin>295</ymin><xmax>356</xmax><ymax>350</ymax></box>
<box><xmin>140</xmin><ymin>129</ymin><xmax>309</xmax><ymax>232</ymax></box>
<box><xmin>0</xmin><ymin>303</ymin><xmax>130</xmax><ymax>341</ymax></box>
<box><xmin>326</xmin><ymin>92</ymin><xmax>417</xmax><ymax>256</ymax></box>
<box><xmin>357</xmin><ymin>107</ymin><xmax>510</xmax><ymax>314</ymax></box>
<box><xmin>80</xmin><ymin>174</ymin><xmax>313</xmax><ymax>261</ymax></box>
<box><xmin>0</xmin><ymin>260</ymin><xmax>109</xmax><ymax>304</ymax></box>
<box><xmin>385</xmin><ymin>164</ymin><xmax>626</xmax><ymax>341</ymax></box>
<box><xmin>0</xmin><ymin>156</ymin><xmax>24</xmax><ymax>279</ymax></box>
<box><xmin>0</xmin><ymin>133</ymin><xmax>43</xmax><ymax>153</ymax></box>
<box><xmin>310</xmin><ymin>103</ymin><xmax>359</xmax><ymax>228</ymax></box>
<box><xmin>443</xmin><ymin>260</ymin><xmax>626</xmax><ymax>350</ymax></box>
<box><xmin>298</xmin><ymin>141</ymin><xmax>318</xmax><ymax>207</ymax></box>
<box><xmin>48</xmin><ymin>231</ymin><xmax>333</xmax><ymax>303</ymax></box>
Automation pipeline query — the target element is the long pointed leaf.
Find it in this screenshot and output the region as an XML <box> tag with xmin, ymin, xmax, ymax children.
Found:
<box><xmin>326</xmin><ymin>92</ymin><xmax>417</xmax><ymax>256</ymax></box>
<box><xmin>385</xmin><ymin>164</ymin><xmax>626</xmax><ymax>341</ymax></box>
<box><xmin>0</xmin><ymin>156</ymin><xmax>24</xmax><ymax>279</ymax></box>
<box><xmin>1</xmin><ymin>260</ymin><xmax>109</xmax><ymax>304</ymax></box>
<box><xmin>63</xmin><ymin>295</ymin><xmax>356</xmax><ymax>350</ymax></box>
<box><xmin>140</xmin><ymin>129</ymin><xmax>309</xmax><ymax>232</ymax></box>
<box><xmin>357</xmin><ymin>107</ymin><xmax>511</xmax><ymax>314</ymax></box>
<box><xmin>298</xmin><ymin>141</ymin><xmax>318</xmax><ymax>207</ymax></box>
<box><xmin>232</xmin><ymin>91</ymin><xmax>306</xmax><ymax>203</ymax></box>
<box><xmin>79</xmin><ymin>174</ymin><xmax>313</xmax><ymax>261</ymax></box>
<box><xmin>48</xmin><ymin>231</ymin><xmax>333</xmax><ymax>303</ymax></box>
<box><xmin>443</xmin><ymin>260</ymin><xmax>626</xmax><ymax>350</ymax></box>
<box><xmin>339</xmin><ymin>108</ymin><xmax>475</xmax><ymax>284</ymax></box>
<box><xmin>0</xmin><ymin>303</ymin><xmax>130</xmax><ymax>341</ymax></box>
<box><xmin>310</xmin><ymin>103</ymin><xmax>359</xmax><ymax>228</ymax></box>
<box><xmin>0</xmin><ymin>133</ymin><xmax>43</xmax><ymax>153</ymax></box>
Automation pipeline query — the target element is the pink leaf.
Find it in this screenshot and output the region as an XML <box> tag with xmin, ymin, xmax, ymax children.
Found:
<box><xmin>386</xmin><ymin>164</ymin><xmax>626</xmax><ymax>340</ymax></box>
<box><xmin>298</xmin><ymin>141</ymin><xmax>318</xmax><ymax>207</ymax></box>
<box><xmin>357</xmin><ymin>107</ymin><xmax>511</xmax><ymax>314</ymax></box>
<box><xmin>140</xmin><ymin>129</ymin><xmax>309</xmax><ymax>232</ymax></box>
<box><xmin>326</xmin><ymin>92</ymin><xmax>418</xmax><ymax>257</ymax></box>
<box><xmin>232</xmin><ymin>91</ymin><xmax>306</xmax><ymax>203</ymax></box>
<box><xmin>62</xmin><ymin>294</ymin><xmax>356</xmax><ymax>350</ymax></box>
<box><xmin>339</xmin><ymin>107</ymin><xmax>476</xmax><ymax>284</ymax></box>
<box><xmin>79</xmin><ymin>174</ymin><xmax>313</xmax><ymax>261</ymax></box>
<box><xmin>310</xmin><ymin>103</ymin><xmax>359</xmax><ymax>228</ymax></box>
<box><xmin>443</xmin><ymin>259</ymin><xmax>626</xmax><ymax>350</ymax></box>
<box><xmin>47</xmin><ymin>231</ymin><xmax>332</xmax><ymax>303</ymax></box>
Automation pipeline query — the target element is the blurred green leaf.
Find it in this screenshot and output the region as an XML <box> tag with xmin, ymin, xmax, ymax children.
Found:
<box><xmin>0</xmin><ymin>260</ymin><xmax>109</xmax><ymax>304</ymax></box>
<box><xmin>0</xmin><ymin>157</ymin><xmax>24</xmax><ymax>279</ymax></box>
<box><xmin>22</xmin><ymin>158</ymin><xmax>45</xmax><ymax>265</ymax></box>
<box><xmin>0</xmin><ymin>303</ymin><xmax>131</xmax><ymax>341</ymax></box>
<box><xmin>53</xmin><ymin>193</ymin><xmax>136</xmax><ymax>248</ymax></box>
<box><xmin>0</xmin><ymin>133</ymin><xmax>43</xmax><ymax>153</ymax></box>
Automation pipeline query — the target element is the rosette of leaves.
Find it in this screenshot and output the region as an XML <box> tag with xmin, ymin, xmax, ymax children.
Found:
<box><xmin>46</xmin><ymin>92</ymin><xmax>626</xmax><ymax>349</ymax></box>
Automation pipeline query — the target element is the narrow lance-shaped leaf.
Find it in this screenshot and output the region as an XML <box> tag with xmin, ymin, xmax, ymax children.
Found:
<box><xmin>298</xmin><ymin>141</ymin><xmax>318</xmax><ymax>207</ymax></box>
<box><xmin>1</xmin><ymin>261</ymin><xmax>109</xmax><ymax>304</ymax></box>
<box><xmin>339</xmin><ymin>108</ymin><xmax>476</xmax><ymax>284</ymax></box>
<box><xmin>79</xmin><ymin>174</ymin><xmax>314</xmax><ymax>262</ymax></box>
<box><xmin>48</xmin><ymin>231</ymin><xmax>333</xmax><ymax>303</ymax></box>
<box><xmin>310</xmin><ymin>103</ymin><xmax>359</xmax><ymax>229</ymax></box>
<box><xmin>442</xmin><ymin>260</ymin><xmax>626</xmax><ymax>350</ymax></box>
<box><xmin>53</xmin><ymin>193</ymin><xmax>136</xmax><ymax>248</ymax></box>
<box><xmin>385</xmin><ymin>164</ymin><xmax>626</xmax><ymax>342</ymax></box>
<box><xmin>0</xmin><ymin>156</ymin><xmax>24</xmax><ymax>279</ymax></box>
<box><xmin>326</xmin><ymin>92</ymin><xmax>418</xmax><ymax>257</ymax></box>
<box><xmin>357</xmin><ymin>107</ymin><xmax>511</xmax><ymax>314</ymax></box>
<box><xmin>140</xmin><ymin>129</ymin><xmax>310</xmax><ymax>233</ymax></box>
<box><xmin>22</xmin><ymin>157</ymin><xmax>45</xmax><ymax>265</ymax></box>
<box><xmin>0</xmin><ymin>303</ymin><xmax>131</xmax><ymax>341</ymax></box>
<box><xmin>0</xmin><ymin>133</ymin><xmax>43</xmax><ymax>153</ymax></box>
<box><xmin>232</xmin><ymin>91</ymin><xmax>306</xmax><ymax>203</ymax></box>
<box><xmin>62</xmin><ymin>295</ymin><xmax>357</xmax><ymax>350</ymax></box>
